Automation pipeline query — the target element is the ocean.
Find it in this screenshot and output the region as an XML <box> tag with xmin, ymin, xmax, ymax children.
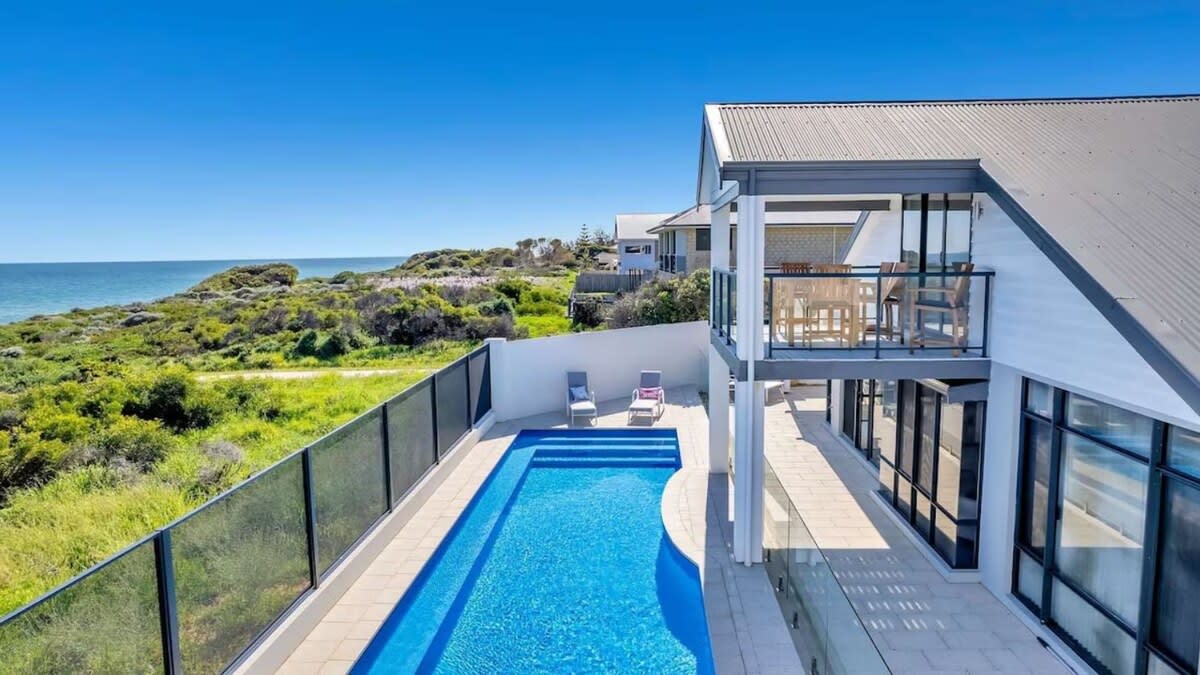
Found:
<box><xmin>0</xmin><ymin>257</ymin><xmax>409</xmax><ymax>325</ymax></box>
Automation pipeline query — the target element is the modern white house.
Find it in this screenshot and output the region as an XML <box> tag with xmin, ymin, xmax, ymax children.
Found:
<box><xmin>702</xmin><ymin>95</ymin><xmax>1200</xmax><ymax>675</ymax></box>
<box><xmin>614</xmin><ymin>212</ymin><xmax>669</xmax><ymax>272</ymax></box>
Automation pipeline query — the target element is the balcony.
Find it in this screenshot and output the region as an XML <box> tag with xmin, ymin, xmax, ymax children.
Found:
<box><xmin>712</xmin><ymin>266</ymin><xmax>994</xmax><ymax>379</ymax></box>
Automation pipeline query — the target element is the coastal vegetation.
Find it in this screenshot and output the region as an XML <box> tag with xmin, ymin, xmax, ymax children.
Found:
<box><xmin>0</xmin><ymin>229</ymin><xmax>705</xmax><ymax>619</ymax></box>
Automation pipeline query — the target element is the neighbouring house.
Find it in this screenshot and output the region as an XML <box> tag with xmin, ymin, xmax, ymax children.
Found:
<box><xmin>594</xmin><ymin>251</ymin><xmax>618</xmax><ymax>270</ymax></box>
<box><xmin>647</xmin><ymin>202</ymin><xmax>864</xmax><ymax>274</ymax></box>
<box><xmin>702</xmin><ymin>95</ymin><xmax>1200</xmax><ymax>675</ymax></box>
<box><xmin>613</xmin><ymin>212</ymin><xmax>669</xmax><ymax>272</ymax></box>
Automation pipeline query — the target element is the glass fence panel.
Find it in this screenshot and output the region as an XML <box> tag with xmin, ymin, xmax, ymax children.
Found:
<box><xmin>468</xmin><ymin>348</ymin><xmax>491</xmax><ymax>424</ymax></box>
<box><xmin>765</xmin><ymin>460</ymin><xmax>890</xmax><ymax>675</ymax></box>
<box><xmin>436</xmin><ymin>360</ymin><xmax>470</xmax><ymax>455</ymax></box>
<box><xmin>312</xmin><ymin>409</ymin><xmax>387</xmax><ymax>575</ymax></box>
<box><xmin>386</xmin><ymin>382</ymin><xmax>436</xmax><ymax>506</ymax></box>
<box><xmin>0</xmin><ymin>539</ymin><xmax>163</xmax><ymax>674</ymax></box>
<box><xmin>172</xmin><ymin>454</ymin><xmax>310</xmax><ymax>673</ymax></box>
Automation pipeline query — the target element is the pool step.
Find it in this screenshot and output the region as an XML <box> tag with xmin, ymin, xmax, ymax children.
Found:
<box><xmin>530</xmin><ymin>454</ymin><xmax>678</xmax><ymax>469</ymax></box>
<box><xmin>532</xmin><ymin>445</ymin><xmax>678</xmax><ymax>458</ymax></box>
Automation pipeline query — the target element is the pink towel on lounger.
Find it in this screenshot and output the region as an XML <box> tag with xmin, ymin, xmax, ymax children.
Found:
<box><xmin>637</xmin><ymin>387</ymin><xmax>661</xmax><ymax>400</ymax></box>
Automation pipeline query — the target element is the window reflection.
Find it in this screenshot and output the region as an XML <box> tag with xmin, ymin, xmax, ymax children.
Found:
<box><xmin>1054</xmin><ymin>432</ymin><xmax>1146</xmax><ymax>625</ymax></box>
<box><xmin>1152</xmin><ymin>480</ymin><xmax>1200</xmax><ymax>672</ymax></box>
<box><xmin>1065</xmin><ymin>392</ymin><xmax>1154</xmax><ymax>457</ymax></box>
<box><xmin>1167</xmin><ymin>426</ymin><xmax>1200</xmax><ymax>480</ymax></box>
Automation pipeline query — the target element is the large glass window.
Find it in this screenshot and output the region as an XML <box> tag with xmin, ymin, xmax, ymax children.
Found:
<box><xmin>1018</xmin><ymin>419</ymin><xmax>1052</xmax><ymax>556</ymax></box>
<box><xmin>917</xmin><ymin>387</ymin><xmax>937</xmax><ymax>492</ymax></box>
<box><xmin>1013</xmin><ymin>377</ymin><xmax>1200</xmax><ymax>675</ymax></box>
<box><xmin>1066</xmin><ymin>392</ymin><xmax>1155</xmax><ymax>458</ymax></box>
<box><xmin>1167</xmin><ymin>427</ymin><xmax>1200</xmax><ymax>480</ymax></box>
<box><xmin>1055</xmin><ymin>433</ymin><xmax>1146</xmax><ymax>625</ymax></box>
<box><xmin>1152</xmin><ymin>480</ymin><xmax>1200</xmax><ymax>672</ymax></box>
<box><xmin>874</xmin><ymin>379</ymin><xmax>984</xmax><ymax>569</ymax></box>
<box><xmin>900</xmin><ymin>193</ymin><xmax>974</xmax><ymax>273</ymax></box>
<box><xmin>874</xmin><ymin>380</ymin><xmax>898</xmax><ymax>465</ymax></box>
<box><xmin>900</xmin><ymin>195</ymin><xmax>923</xmax><ymax>269</ymax></box>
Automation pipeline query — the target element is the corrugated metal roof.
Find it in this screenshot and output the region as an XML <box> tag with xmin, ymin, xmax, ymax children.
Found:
<box><xmin>710</xmin><ymin>96</ymin><xmax>1200</xmax><ymax>409</ymax></box>
<box><xmin>614</xmin><ymin>213</ymin><xmax>673</xmax><ymax>240</ymax></box>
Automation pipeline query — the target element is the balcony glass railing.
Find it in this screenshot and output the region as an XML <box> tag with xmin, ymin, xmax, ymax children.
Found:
<box><xmin>711</xmin><ymin>266</ymin><xmax>993</xmax><ymax>359</ymax></box>
<box><xmin>0</xmin><ymin>346</ymin><xmax>493</xmax><ymax>674</ymax></box>
<box><xmin>764</xmin><ymin>459</ymin><xmax>891</xmax><ymax>675</ymax></box>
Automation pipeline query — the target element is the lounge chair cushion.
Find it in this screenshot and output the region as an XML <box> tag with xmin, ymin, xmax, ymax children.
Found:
<box><xmin>570</xmin><ymin>400</ymin><xmax>597</xmax><ymax>414</ymax></box>
<box><xmin>629</xmin><ymin>398</ymin><xmax>657</xmax><ymax>413</ymax></box>
<box><xmin>569</xmin><ymin>386</ymin><xmax>590</xmax><ymax>402</ymax></box>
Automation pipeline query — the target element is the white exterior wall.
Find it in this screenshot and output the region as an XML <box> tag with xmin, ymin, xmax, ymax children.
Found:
<box><xmin>488</xmin><ymin>322</ymin><xmax>708</xmax><ymax>421</ymax></box>
<box><xmin>841</xmin><ymin>204</ymin><xmax>901</xmax><ymax>264</ymax></box>
<box><xmin>971</xmin><ymin>193</ymin><xmax>1200</xmax><ymax>602</ymax></box>
<box><xmin>618</xmin><ymin>238</ymin><xmax>657</xmax><ymax>272</ymax></box>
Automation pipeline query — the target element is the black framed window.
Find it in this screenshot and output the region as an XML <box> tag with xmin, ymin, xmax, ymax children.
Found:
<box><xmin>1013</xmin><ymin>378</ymin><xmax>1200</xmax><ymax>675</ymax></box>
<box><xmin>696</xmin><ymin>228</ymin><xmax>711</xmax><ymax>252</ymax></box>
<box><xmin>899</xmin><ymin>193</ymin><xmax>974</xmax><ymax>274</ymax></box>
<box><xmin>873</xmin><ymin>379</ymin><xmax>984</xmax><ymax>569</ymax></box>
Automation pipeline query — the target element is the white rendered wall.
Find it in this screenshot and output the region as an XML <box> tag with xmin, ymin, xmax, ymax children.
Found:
<box><xmin>618</xmin><ymin>238</ymin><xmax>657</xmax><ymax>272</ymax></box>
<box><xmin>841</xmin><ymin>202</ymin><xmax>901</xmax><ymax>265</ymax></box>
<box><xmin>487</xmin><ymin>322</ymin><xmax>708</xmax><ymax>421</ymax></box>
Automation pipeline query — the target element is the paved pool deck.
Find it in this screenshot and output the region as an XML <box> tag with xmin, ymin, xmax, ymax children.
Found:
<box><xmin>765</xmin><ymin>386</ymin><xmax>1070</xmax><ymax>674</ymax></box>
<box><xmin>269</xmin><ymin>386</ymin><xmax>799</xmax><ymax>675</ymax></box>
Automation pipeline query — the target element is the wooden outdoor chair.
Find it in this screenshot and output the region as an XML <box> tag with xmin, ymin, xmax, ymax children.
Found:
<box><xmin>865</xmin><ymin>262</ymin><xmax>909</xmax><ymax>342</ymax></box>
<box><xmin>907</xmin><ymin>263</ymin><xmax>973</xmax><ymax>356</ymax></box>
<box><xmin>772</xmin><ymin>262</ymin><xmax>813</xmax><ymax>345</ymax></box>
<box><xmin>804</xmin><ymin>264</ymin><xmax>853</xmax><ymax>346</ymax></box>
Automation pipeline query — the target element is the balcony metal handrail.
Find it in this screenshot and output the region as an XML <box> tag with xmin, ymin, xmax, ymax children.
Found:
<box><xmin>0</xmin><ymin>344</ymin><xmax>494</xmax><ymax>675</ymax></box>
<box><xmin>713</xmin><ymin>267</ymin><xmax>994</xmax><ymax>360</ymax></box>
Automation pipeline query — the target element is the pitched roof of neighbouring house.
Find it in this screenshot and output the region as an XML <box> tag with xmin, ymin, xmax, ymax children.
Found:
<box><xmin>614</xmin><ymin>213</ymin><xmax>673</xmax><ymax>240</ymax></box>
<box><xmin>705</xmin><ymin>95</ymin><xmax>1200</xmax><ymax>414</ymax></box>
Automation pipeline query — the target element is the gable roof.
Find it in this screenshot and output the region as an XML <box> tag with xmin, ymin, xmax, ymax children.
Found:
<box><xmin>614</xmin><ymin>213</ymin><xmax>672</xmax><ymax>240</ymax></box>
<box><xmin>704</xmin><ymin>96</ymin><xmax>1200</xmax><ymax>414</ymax></box>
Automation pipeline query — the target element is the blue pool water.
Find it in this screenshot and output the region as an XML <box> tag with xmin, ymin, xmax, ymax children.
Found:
<box><xmin>352</xmin><ymin>429</ymin><xmax>714</xmax><ymax>674</ymax></box>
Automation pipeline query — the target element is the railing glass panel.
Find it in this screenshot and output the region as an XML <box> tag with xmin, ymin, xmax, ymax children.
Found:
<box><xmin>764</xmin><ymin>459</ymin><xmax>891</xmax><ymax>675</ymax></box>
<box><xmin>0</xmin><ymin>539</ymin><xmax>163</xmax><ymax>673</ymax></box>
<box><xmin>312</xmin><ymin>409</ymin><xmax>388</xmax><ymax>576</ymax></box>
<box><xmin>173</xmin><ymin>454</ymin><xmax>310</xmax><ymax>672</ymax></box>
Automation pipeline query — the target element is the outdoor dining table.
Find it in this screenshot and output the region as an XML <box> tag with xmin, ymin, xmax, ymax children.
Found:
<box><xmin>775</xmin><ymin>278</ymin><xmax>879</xmax><ymax>347</ymax></box>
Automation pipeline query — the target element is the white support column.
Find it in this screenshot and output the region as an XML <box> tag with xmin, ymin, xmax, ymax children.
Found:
<box><xmin>732</xmin><ymin>194</ymin><xmax>766</xmax><ymax>565</ymax></box>
<box><xmin>707</xmin><ymin>346</ymin><xmax>730</xmax><ymax>474</ymax></box>
<box><xmin>707</xmin><ymin>204</ymin><xmax>732</xmax><ymax>474</ymax></box>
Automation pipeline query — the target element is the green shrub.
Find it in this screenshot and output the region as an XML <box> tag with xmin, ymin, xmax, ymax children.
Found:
<box><xmin>98</xmin><ymin>418</ymin><xmax>175</xmax><ymax>467</ymax></box>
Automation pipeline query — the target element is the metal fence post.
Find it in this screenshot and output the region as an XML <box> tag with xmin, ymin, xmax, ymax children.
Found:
<box><xmin>301</xmin><ymin>448</ymin><xmax>321</xmax><ymax>588</ymax></box>
<box><xmin>154</xmin><ymin>530</ymin><xmax>183</xmax><ymax>675</ymax></box>
<box><xmin>380</xmin><ymin>404</ymin><xmax>393</xmax><ymax>509</ymax></box>
<box><xmin>982</xmin><ymin>274</ymin><xmax>992</xmax><ymax>357</ymax></box>
<box><xmin>464</xmin><ymin>354</ymin><xmax>473</xmax><ymax>430</ymax></box>
<box><xmin>430</xmin><ymin>375</ymin><xmax>441</xmax><ymax>464</ymax></box>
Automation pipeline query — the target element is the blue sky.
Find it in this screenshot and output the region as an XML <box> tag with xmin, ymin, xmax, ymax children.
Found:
<box><xmin>1</xmin><ymin>1</ymin><xmax>1199</xmax><ymax>263</ymax></box>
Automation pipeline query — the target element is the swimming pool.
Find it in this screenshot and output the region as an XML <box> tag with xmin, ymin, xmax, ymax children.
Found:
<box><xmin>351</xmin><ymin>429</ymin><xmax>714</xmax><ymax>674</ymax></box>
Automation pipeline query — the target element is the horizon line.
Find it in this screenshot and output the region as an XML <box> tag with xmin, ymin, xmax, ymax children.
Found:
<box><xmin>0</xmin><ymin>254</ymin><xmax>411</xmax><ymax>266</ymax></box>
